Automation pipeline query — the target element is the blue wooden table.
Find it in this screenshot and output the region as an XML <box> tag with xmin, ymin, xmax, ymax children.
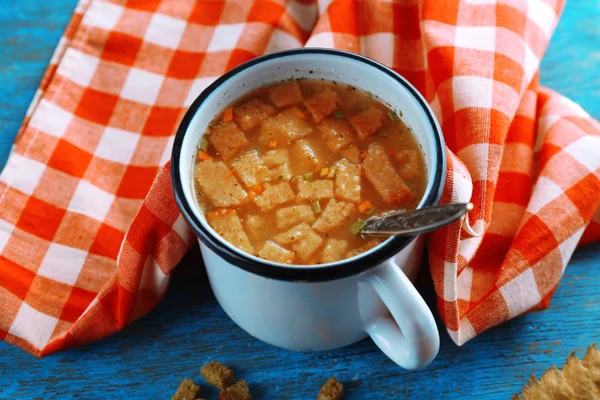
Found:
<box><xmin>1</xmin><ymin>2</ymin><xmax>599</xmax><ymax>399</ymax></box>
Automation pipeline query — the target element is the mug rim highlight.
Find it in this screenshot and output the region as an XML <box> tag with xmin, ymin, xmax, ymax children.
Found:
<box><xmin>171</xmin><ymin>48</ymin><xmax>446</xmax><ymax>282</ymax></box>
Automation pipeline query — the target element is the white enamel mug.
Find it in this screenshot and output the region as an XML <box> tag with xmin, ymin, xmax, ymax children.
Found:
<box><xmin>172</xmin><ymin>49</ymin><xmax>446</xmax><ymax>370</ymax></box>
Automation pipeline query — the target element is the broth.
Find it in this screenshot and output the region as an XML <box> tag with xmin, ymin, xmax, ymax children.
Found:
<box><xmin>194</xmin><ymin>80</ymin><xmax>427</xmax><ymax>265</ymax></box>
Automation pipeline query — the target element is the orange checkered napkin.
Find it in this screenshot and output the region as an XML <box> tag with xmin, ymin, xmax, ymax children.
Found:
<box><xmin>0</xmin><ymin>0</ymin><xmax>598</xmax><ymax>356</ymax></box>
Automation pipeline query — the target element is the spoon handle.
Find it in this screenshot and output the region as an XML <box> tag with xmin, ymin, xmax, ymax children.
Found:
<box><xmin>361</xmin><ymin>203</ymin><xmax>473</xmax><ymax>237</ymax></box>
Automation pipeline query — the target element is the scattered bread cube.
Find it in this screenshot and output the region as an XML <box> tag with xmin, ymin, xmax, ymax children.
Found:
<box><xmin>334</xmin><ymin>159</ymin><xmax>361</xmax><ymax>204</ymax></box>
<box><xmin>201</xmin><ymin>360</ymin><xmax>234</xmax><ymax>390</ymax></box>
<box><xmin>232</xmin><ymin>151</ymin><xmax>271</xmax><ymax>188</ymax></box>
<box><xmin>258</xmin><ymin>241</ymin><xmax>295</xmax><ymax>264</ymax></box>
<box><xmin>317</xmin><ymin>118</ymin><xmax>355</xmax><ymax>153</ymax></box>
<box><xmin>296</xmin><ymin>177</ymin><xmax>334</xmax><ymax>202</ymax></box>
<box><xmin>268</xmin><ymin>82</ymin><xmax>304</xmax><ymax>108</ymax></box>
<box><xmin>304</xmin><ymin>90</ymin><xmax>341</xmax><ymax>122</ymax></box>
<box><xmin>276</xmin><ymin>204</ymin><xmax>316</xmax><ymax>229</ymax></box>
<box><xmin>340</xmin><ymin>145</ymin><xmax>360</xmax><ymax>163</ymax></box>
<box><xmin>261</xmin><ymin>148</ymin><xmax>289</xmax><ymax>168</ymax></box>
<box><xmin>349</xmin><ymin>107</ymin><xmax>385</xmax><ymax>139</ymax></box>
<box><xmin>317</xmin><ymin>377</ymin><xmax>344</xmax><ymax>400</ymax></box>
<box><xmin>395</xmin><ymin>149</ymin><xmax>423</xmax><ymax>180</ymax></box>
<box><xmin>195</xmin><ymin>159</ymin><xmax>248</xmax><ymax>207</ymax></box>
<box><xmin>346</xmin><ymin>238</ymin><xmax>384</xmax><ymax>258</ymax></box>
<box><xmin>362</xmin><ymin>144</ymin><xmax>415</xmax><ymax>204</ymax></box>
<box><xmin>208</xmin><ymin>121</ymin><xmax>250</xmax><ymax>161</ymax></box>
<box><xmin>291</xmin><ymin>140</ymin><xmax>322</xmax><ymax>174</ymax></box>
<box><xmin>271</xmin><ymin>163</ymin><xmax>293</xmax><ymax>181</ymax></box>
<box><xmin>320</xmin><ymin>239</ymin><xmax>349</xmax><ymax>263</ymax></box>
<box><xmin>206</xmin><ymin>209</ymin><xmax>254</xmax><ymax>254</ymax></box>
<box><xmin>234</xmin><ymin>98</ymin><xmax>275</xmax><ymax>131</ymax></box>
<box><xmin>219</xmin><ymin>380</ymin><xmax>252</xmax><ymax>400</ymax></box>
<box><xmin>312</xmin><ymin>199</ymin><xmax>355</xmax><ymax>233</ymax></box>
<box><xmin>252</xmin><ymin>181</ymin><xmax>295</xmax><ymax>212</ymax></box>
<box><xmin>171</xmin><ymin>378</ymin><xmax>201</xmax><ymax>400</ymax></box>
<box><xmin>260</xmin><ymin>107</ymin><xmax>314</xmax><ymax>144</ymax></box>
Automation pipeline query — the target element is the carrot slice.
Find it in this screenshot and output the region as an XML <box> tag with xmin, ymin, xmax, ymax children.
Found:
<box><xmin>268</xmin><ymin>139</ymin><xmax>278</xmax><ymax>149</ymax></box>
<box><xmin>198</xmin><ymin>150</ymin><xmax>212</xmax><ymax>161</ymax></box>
<box><xmin>320</xmin><ymin>167</ymin><xmax>329</xmax><ymax>178</ymax></box>
<box><xmin>294</xmin><ymin>108</ymin><xmax>306</xmax><ymax>119</ymax></box>
<box><xmin>251</xmin><ymin>185</ymin><xmax>264</xmax><ymax>195</ymax></box>
<box><xmin>223</xmin><ymin>107</ymin><xmax>233</xmax><ymax>122</ymax></box>
<box><xmin>358</xmin><ymin>200</ymin><xmax>373</xmax><ymax>214</ymax></box>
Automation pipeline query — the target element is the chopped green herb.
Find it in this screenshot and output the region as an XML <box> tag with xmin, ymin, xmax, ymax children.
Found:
<box><xmin>350</xmin><ymin>219</ymin><xmax>367</xmax><ymax>235</ymax></box>
<box><xmin>333</xmin><ymin>110</ymin><xmax>344</xmax><ymax>120</ymax></box>
<box><xmin>367</xmin><ymin>92</ymin><xmax>375</xmax><ymax>100</ymax></box>
<box><xmin>327</xmin><ymin>167</ymin><xmax>336</xmax><ymax>178</ymax></box>
<box><xmin>366</xmin><ymin>207</ymin><xmax>378</xmax><ymax>215</ymax></box>
<box><xmin>332</xmin><ymin>80</ymin><xmax>337</xmax><ymax>85</ymax></box>
<box><xmin>309</xmin><ymin>70</ymin><xmax>314</xmax><ymax>74</ymax></box>
<box><xmin>199</xmin><ymin>137</ymin><xmax>209</xmax><ymax>151</ymax></box>
<box><xmin>388</xmin><ymin>110</ymin><xmax>401</xmax><ymax>121</ymax></box>
<box><xmin>303</xmin><ymin>171</ymin><xmax>314</xmax><ymax>180</ymax></box>
<box><xmin>312</xmin><ymin>200</ymin><xmax>322</xmax><ymax>214</ymax></box>
<box><xmin>278</xmin><ymin>175</ymin><xmax>283</xmax><ymax>181</ymax></box>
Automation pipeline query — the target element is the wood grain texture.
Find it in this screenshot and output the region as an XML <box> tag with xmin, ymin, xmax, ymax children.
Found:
<box><xmin>0</xmin><ymin>1</ymin><xmax>599</xmax><ymax>399</ymax></box>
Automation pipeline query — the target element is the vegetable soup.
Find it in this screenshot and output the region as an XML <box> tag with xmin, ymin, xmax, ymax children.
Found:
<box><xmin>194</xmin><ymin>80</ymin><xmax>427</xmax><ymax>265</ymax></box>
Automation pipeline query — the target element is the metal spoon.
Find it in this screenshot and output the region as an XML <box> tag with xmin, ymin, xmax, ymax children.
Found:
<box><xmin>360</xmin><ymin>203</ymin><xmax>474</xmax><ymax>237</ymax></box>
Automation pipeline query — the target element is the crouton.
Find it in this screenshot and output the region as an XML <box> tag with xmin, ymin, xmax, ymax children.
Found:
<box><xmin>208</xmin><ymin>121</ymin><xmax>249</xmax><ymax>161</ymax></box>
<box><xmin>276</xmin><ymin>204</ymin><xmax>316</xmax><ymax>230</ymax></box>
<box><xmin>271</xmin><ymin>163</ymin><xmax>293</xmax><ymax>181</ymax></box>
<box><xmin>171</xmin><ymin>378</ymin><xmax>201</xmax><ymax>400</ymax></box>
<box><xmin>304</xmin><ymin>90</ymin><xmax>341</xmax><ymax>123</ymax></box>
<box><xmin>334</xmin><ymin>159</ymin><xmax>361</xmax><ymax>204</ymax></box>
<box><xmin>206</xmin><ymin>209</ymin><xmax>254</xmax><ymax>254</ymax></box>
<box><xmin>320</xmin><ymin>239</ymin><xmax>349</xmax><ymax>263</ymax></box>
<box><xmin>258</xmin><ymin>241</ymin><xmax>295</xmax><ymax>264</ymax></box>
<box><xmin>340</xmin><ymin>145</ymin><xmax>360</xmax><ymax>163</ymax></box>
<box><xmin>261</xmin><ymin>148</ymin><xmax>289</xmax><ymax>168</ymax></box>
<box><xmin>395</xmin><ymin>149</ymin><xmax>423</xmax><ymax>180</ymax></box>
<box><xmin>219</xmin><ymin>380</ymin><xmax>252</xmax><ymax>400</ymax></box>
<box><xmin>362</xmin><ymin>144</ymin><xmax>415</xmax><ymax>204</ymax></box>
<box><xmin>244</xmin><ymin>214</ymin><xmax>275</xmax><ymax>248</ymax></box>
<box><xmin>195</xmin><ymin>159</ymin><xmax>248</xmax><ymax>207</ymax></box>
<box><xmin>201</xmin><ymin>360</ymin><xmax>234</xmax><ymax>390</ymax></box>
<box><xmin>290</xmin><ymin>140</ymin><xmax>322</xmax><ymax>174</ymax></box>
<box><xmin>296</xmin><ymin>177</ymin><xmax>334</xmax><ymax>202</ymax></box>
<box><xmin>274</xmin><ymin>223</ymin><xmax>312</xmax><ymax>245</ymax></box>
<box><xmin>234</xmin><ymin>98</ymin><xmax>275</xmax><ymax>131</ymax></box>
<box><xmin>317</xmin><ymin>118</ymin><xmax>355</xmax><ymax>153</ymax></box>
<box><xmin>346</xmin><ymin>238</ymin><xmax>384</xmax><ymax>258</ymax></box>
<box><xmin>268</xmin><ymin>82</ymin><xmax>304</xmax><ymax>108</ymax></box>
<box><xmin>349</xmin><ymin>107</ymin><xmax>385</xmax><ymax>139</ymax></box>
<box><xmin>232</xmin><ymin>151</ymin><xmax>271</xmax><ymax>188</ymax></box>
<box><xmin>317</xmin><ymin>377</ymin><xmax>344</xmax><ymax>400</ymax></box>
<box><xmin>252</xmin><ymin>182</ymin><xmax>295</xmax><ymax>212</ymax></box>
<box><xmin>260</xmin><ymin>107</ymin><xmax>313</xmax><ymax>144</ymax></box>
<box><xmin>312</xmin><ymin>199</ymin><xmax>355</xmax><ymax>233</ymax></box>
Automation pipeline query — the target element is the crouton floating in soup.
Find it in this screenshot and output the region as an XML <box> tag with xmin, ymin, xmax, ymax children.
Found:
<box><xmin>194</xmin><ymin>80</ymin><xmax>426</xmax><ymax>265</ymax></box>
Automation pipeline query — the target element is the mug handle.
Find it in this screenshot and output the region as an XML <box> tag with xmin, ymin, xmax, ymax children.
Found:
<box><xmin>365</xmin><ymin>259</ymin><xmax>439</xmax><ymax>370</ymax></box>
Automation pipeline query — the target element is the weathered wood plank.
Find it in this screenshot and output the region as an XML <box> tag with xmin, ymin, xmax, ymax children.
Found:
<box><xmin>0</xmin><ymin>1</ymin><xmax>598</xmax><ymax>399</ymax></box>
